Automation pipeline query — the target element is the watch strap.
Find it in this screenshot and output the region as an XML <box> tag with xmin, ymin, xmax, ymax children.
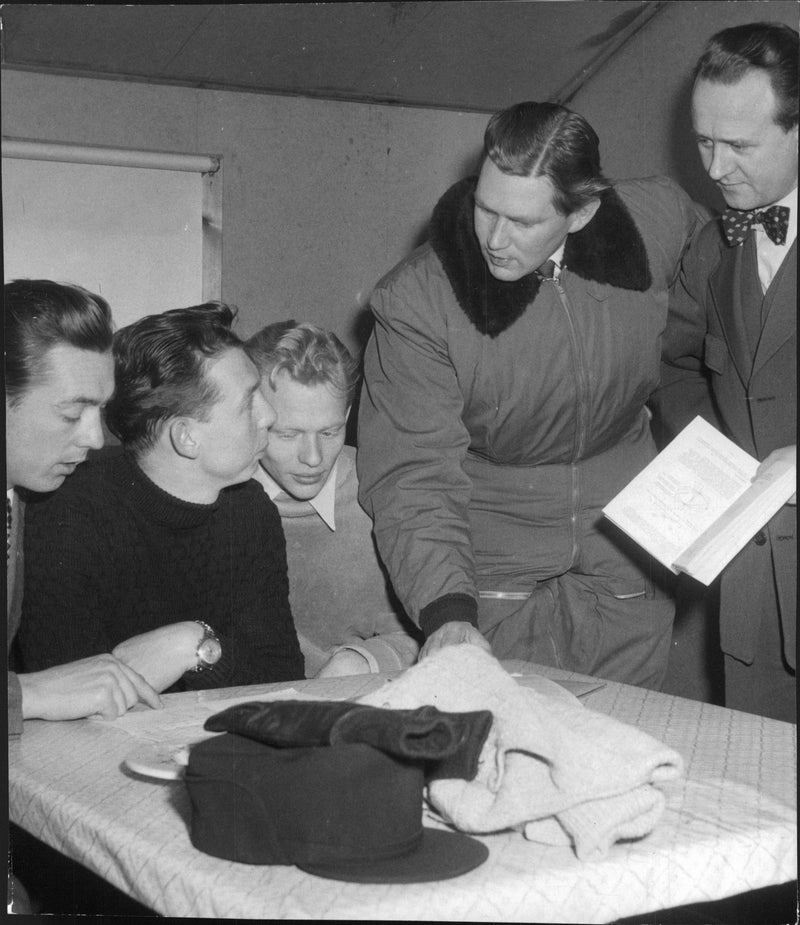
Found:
<box><xmin>192</xmin><ymin>620</ymin><xmax>221</xmax><ymax>672</ymax></box>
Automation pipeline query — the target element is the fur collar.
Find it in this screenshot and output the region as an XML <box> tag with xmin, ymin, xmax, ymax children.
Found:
<box><xmin>429</xmin><ymin>176</ymin><xmax>652</xmax><ymax>337</ymax></box>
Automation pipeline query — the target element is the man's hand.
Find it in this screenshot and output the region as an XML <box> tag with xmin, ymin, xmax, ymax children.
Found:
<box><xmin>112</xmin><ymin>621</ymin><xmax>206</xmax><ymax>692</ymax></box>
<box><xmin>316</xmin><ymin>648</ymin><xmax>372</xmax><ymax>678</ymax></box>
<box><xmin>419</xmin><ymin>621</ymin><xmax>491</xmax><ymax>660</ymax></box>
<box><xmin>19</xmin><ymin>654</ymin><xmax>162</xmax><ymax>722</ymax></box>
<box><xmin>754</xmin><ymin>444</ymin><xmax>796</xmax><ymax>505</ymax></box>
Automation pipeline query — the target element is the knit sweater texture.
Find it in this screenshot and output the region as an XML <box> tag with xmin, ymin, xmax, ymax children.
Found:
<box><xmin>271</xmin><ymin>447</ymin><xmax>420</xmax><ymax>677</ymax></box>
<box><xmin>19</xmin><ymin>449</ymin><xmax>304</xmax><ymax>690</ymax></box>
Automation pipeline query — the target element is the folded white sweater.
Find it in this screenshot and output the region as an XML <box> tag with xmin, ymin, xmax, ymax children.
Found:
<box><xmin>358</xmin><ymin>645</ymin><xmax>683</xmax><ymax>860</ymax></box>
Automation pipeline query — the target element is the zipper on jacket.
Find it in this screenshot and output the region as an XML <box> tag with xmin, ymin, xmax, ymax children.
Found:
<box><xmin>551</xmin><ymin>274</ymin><xmax>587</xmax><ymax>568</ymax></box>
<box><xmin>551</xmin><ymin>276</ymin><xmax>589</xmax><ymax>461</ymax></box>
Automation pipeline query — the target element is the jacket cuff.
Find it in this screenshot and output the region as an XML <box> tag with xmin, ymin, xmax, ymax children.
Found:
<box><xmin>419</xmin><ymin>593</ymin><xmax>478</xmax><ymax>638</ymax></box>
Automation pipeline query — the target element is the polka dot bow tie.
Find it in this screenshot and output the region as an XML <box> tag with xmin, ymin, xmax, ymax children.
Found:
<box><xmin>721</xmin><ymin>205</ymin><xmax>790</xmax><ymax>247</ymax></box>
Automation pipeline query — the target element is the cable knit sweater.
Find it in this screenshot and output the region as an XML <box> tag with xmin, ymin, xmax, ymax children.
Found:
<box><xmin>19</xmin><ymin>449</ymin><xmax>304</xmax><ymax>690</ymax></box>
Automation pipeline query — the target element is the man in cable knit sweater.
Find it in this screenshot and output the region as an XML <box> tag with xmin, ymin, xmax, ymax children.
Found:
<box><xmin>19</xmin><ymin>304</ymin><xmax>305</xmax><ymax>691</ymax></box>
<box><xmin>246</xmin><ymin>322</ymin><xmax>420</xmax><ymax>677</ymax></box>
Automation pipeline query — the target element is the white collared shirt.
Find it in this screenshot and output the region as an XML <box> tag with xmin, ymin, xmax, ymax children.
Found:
<box><xmin>252</xmin><ymin>459</ymin><xmax>338</xmax><ymax>531</ymax></box>
<box><xmin>756</xmin><ymin>186</ymin><xmax>797</xmax><ymax>292</ymax></box>
<box><xmin>548</xmin><ymin>242</ymin><xmax>566</xmax><ymax>280</ymax></box>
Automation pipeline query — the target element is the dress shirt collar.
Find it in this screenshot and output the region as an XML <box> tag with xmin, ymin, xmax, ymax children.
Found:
<box><xmin>756</xmin><ymin>187</ymin><xmax>797</xmax><ymax>246</ymax></box>
<box><xmin>549</xmin><ymin>241</ymin><xmax>566</xmax><ymax>278</ymax></box>
<box><xmin>754</xmin><ymin>186</ymin><xmax>797</xmax><ymax>292</ymax></box>
<box><xmin>778</xmin><ymin>186</ymin><xmax>797</xmax><ymax>245</ymax></box>
<box><xmin>254</xmin><ymin>459</ymin><xmax>338</xmax><ymax>531</ymax></box>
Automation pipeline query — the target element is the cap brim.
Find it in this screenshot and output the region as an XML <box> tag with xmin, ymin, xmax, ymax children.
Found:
<box><xmin>297</xmin><ymin>827</ymin><xmax>489</xmax><ymax>884</ymax></box>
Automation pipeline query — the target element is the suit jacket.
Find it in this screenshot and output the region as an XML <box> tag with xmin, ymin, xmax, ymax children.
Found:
<box><xmin>655</xmin><ymin>219</ymin><xmax>796</xmax><ymax>667</ymax></box>
<box><xmin>7</xmin><ymin>491</ymin><xmax>24</xmax><ymax>735</ymax></box>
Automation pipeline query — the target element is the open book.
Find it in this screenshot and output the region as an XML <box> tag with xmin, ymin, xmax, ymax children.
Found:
<box><xmin>603</xmin><ymin>416</ymin><xmax>796</xmax><ymax>585</ymax></box>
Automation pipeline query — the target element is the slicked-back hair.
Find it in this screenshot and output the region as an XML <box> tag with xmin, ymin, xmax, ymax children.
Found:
<box><xmin>483</xmin><ymin>101</ymin><xmax>611</xmax><ymax>215</ymax></box>
<box><xmin>245</xmin><ymin>321</ymin><xmax>360</xmax><ymax>408</ymax></box>
<box><xmin>4</xmin><ymin>279</ymin><xmax>113</xmax><ymax>406</ymax></box>
<box><xmin>694</xmin><ymin>22</ymin><xmax>799</xmax><ymax>131</ymax></box>
<box><xmin>105</xmin><ymin>302</ymin><xmax>243</xmax><ymax>454</ymax></box>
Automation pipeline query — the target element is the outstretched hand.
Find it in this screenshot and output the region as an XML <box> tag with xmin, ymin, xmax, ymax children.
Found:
<box><xmin>19</xmin><ymin>654</ymin><xmax>162</xmax><ymax>722</ymax></box>
<box><xmin>754</xmin><ymin>444</ymin><xmax>796</xmax><ymax>505</ymax></box>
<box><xmin>419</xmin><ymin>621</ymin><xmax>492</xmax><ymax>660</ymax></box>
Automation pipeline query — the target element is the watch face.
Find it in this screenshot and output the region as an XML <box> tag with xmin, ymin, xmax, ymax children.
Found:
<box><xmin>199</xmin><ymin>637</ymin><xmax>222</xmax><ymax>666</ymax></box>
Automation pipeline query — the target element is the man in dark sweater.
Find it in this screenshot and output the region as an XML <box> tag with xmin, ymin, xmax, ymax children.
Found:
<box><xmin>7</xmin><ymin>279</ymin><xmax>162</xmax><ymax>734</ymax></box>
<box><xmin>19</xmin><ymin>303</ymin><xmax>305</xmax><ymax>691</ymax></box>
<box><xmin>6</xmin><ymin>279</ymin><xmax>163</xmax><ymax>916</ymax></box>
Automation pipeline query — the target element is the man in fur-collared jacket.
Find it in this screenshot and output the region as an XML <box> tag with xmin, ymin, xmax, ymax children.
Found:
<box><xmin>357</xmin><ymin>101</ymin><xmax>706</xmax><ymax>689</ymax></box>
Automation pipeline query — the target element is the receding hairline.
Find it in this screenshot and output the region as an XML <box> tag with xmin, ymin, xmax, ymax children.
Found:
<box><xmin>691</xmin><ymin>68</ymin><xmax>793</xmax><ymax>131</ymax></box>
<box><xmin>19</xmin><ymin>341</ymin><xmax>113</xmax><ymax>400</ymax></box>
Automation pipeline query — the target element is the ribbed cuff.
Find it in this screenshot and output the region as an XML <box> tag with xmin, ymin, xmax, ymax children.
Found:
<box><xmin>419</xmin><ymin>593</ymin><xmax>478</xmax><ymax>638</ymax></box>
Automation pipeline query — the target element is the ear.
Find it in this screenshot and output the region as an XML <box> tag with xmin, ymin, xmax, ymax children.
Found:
<box><xmin>169</xmin><ymin>419</ymin><xmax>200</xmax><ymax>460</ymax></box>
<box><xmin>568</xmin><ymin>198</ymin><xmax>601</xmax><ymax>235</ymax></box>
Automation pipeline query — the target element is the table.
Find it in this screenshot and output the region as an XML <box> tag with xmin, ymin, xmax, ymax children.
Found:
<box><xmin>8</xmin><ymin>663</ymin><xmax>797</xmax><ymax>922</ymax></box>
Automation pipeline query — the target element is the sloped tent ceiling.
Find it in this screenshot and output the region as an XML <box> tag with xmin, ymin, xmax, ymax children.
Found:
<box><xmin>0</xmin><ymin>1</ymin><xmax>665</xmax><ymax>111</ymax></box>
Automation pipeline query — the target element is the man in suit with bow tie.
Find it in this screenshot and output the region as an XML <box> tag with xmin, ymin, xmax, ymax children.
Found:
<box><xmin>655</xmin><ymin>22</ymin><xmax>797</xmax><ymax>722</ymax></box>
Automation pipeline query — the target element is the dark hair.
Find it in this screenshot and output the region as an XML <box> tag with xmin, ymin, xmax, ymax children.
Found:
<box><xmin>245</xmin><ymin>320</ymin><xmax>360</xmax><ymax>407</ymax></box>
<box><xmin>694</xmin><ymin>22</ymin><xmax>799</xmax><ymax>131</ymax></box>
<box><xmin>105</xmin><ymin>302</ymin><xmax>243</xmax><ymax>454</ymax></box>
<box><xmin>483</xmin><ymin>101</ymin><xmax>611</xmax><ymax>215</ymax></box>
<box><xmin>3</xmin><ymin>279</ymin><xmax>113</xmax><ymax>405</ymax></box>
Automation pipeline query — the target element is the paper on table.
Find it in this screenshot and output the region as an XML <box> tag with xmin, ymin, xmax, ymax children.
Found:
<box><xmin>509</xmin><ymin>674</ymin><xmax>606</xmax><ymax>701</ymax></box>
<box><xmin>118</xmin><ymin>688</ymin><xmax>361</xmax><ymax>780</ymax></box>
<box><xmin>97</xmin><ymin>687</ymin><xmax>323</xmax><ymax>743</ymax></box>
<box><xmin>603</xmin><ymin>416</ymin><xmax>795</xmax><ymax>585</ymax></box>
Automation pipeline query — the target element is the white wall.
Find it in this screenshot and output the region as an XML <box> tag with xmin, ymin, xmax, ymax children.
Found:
<box><xmin>2</xmin><ymin>157</ymin><xmax>203</xmax><ymax>328</ymax></box>
<box><xmin>2</xmin><ymin>69</ymin><xmax>486</xmax><ymax>353</ymax></box>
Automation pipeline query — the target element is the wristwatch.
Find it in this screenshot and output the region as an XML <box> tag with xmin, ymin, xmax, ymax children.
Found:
<box><xmin>192</xmin><ymin>620</ymin><xmax>222</xmax><ymax>672</ymax></box>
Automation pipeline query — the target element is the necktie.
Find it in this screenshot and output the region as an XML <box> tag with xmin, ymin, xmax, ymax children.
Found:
<box><xmin>7</xmin><ymin>496</ymin><xmax>12</xmax><ymax>562</ymax></box>
<box><xmin>721</xmin><ymin>205</ymin><xmax>790</xmax><ymax>247</ymax></box>
<box><xmin>536</xmin><ymin>259</ymin><xmax>557</xmax><ymax>279</ymax></box>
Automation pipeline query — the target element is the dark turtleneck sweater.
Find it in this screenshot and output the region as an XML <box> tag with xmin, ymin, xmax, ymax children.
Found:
<box><xmin>18</xmin><ymin>449</ymin><xmax>304</xmax><ymax>690</ymax></box>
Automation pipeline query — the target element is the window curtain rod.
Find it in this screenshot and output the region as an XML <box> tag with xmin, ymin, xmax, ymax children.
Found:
<box><xmin>1</xmin><ymin>138</ymin><xmax>219</xmax><ymax>174</ymax></box>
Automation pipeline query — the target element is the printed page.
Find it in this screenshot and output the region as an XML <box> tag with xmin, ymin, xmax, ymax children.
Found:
<box><xmin>603</xmin><ymin>417</ymin><xmax>759</xmax><ymax>573</ymax></box>
<box><xmin>674</xmin><ymin>453</ymin><xmax>795</xmax><ymax>584</ymax></box>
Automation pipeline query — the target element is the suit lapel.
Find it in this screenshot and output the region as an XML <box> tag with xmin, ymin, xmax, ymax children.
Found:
<box><xmin>7</xmin><ymin>491</ymin><xmax>23</xmax><ymax>626</ymax></box>
<box><xmin>752</xmin><ymin>241</ymin><xmax>797</xmax><ymax>377</ymax></box>
<box><xmin>708</xmin><ymin>243</ymin><xmax>752</xmax><ymax>387</ymax></box>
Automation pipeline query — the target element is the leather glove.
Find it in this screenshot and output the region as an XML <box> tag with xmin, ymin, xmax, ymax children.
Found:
<box><xmin>204</xmin><ymin>700</ymin><xmax>493</xmax><ymax>781</ymax></box>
